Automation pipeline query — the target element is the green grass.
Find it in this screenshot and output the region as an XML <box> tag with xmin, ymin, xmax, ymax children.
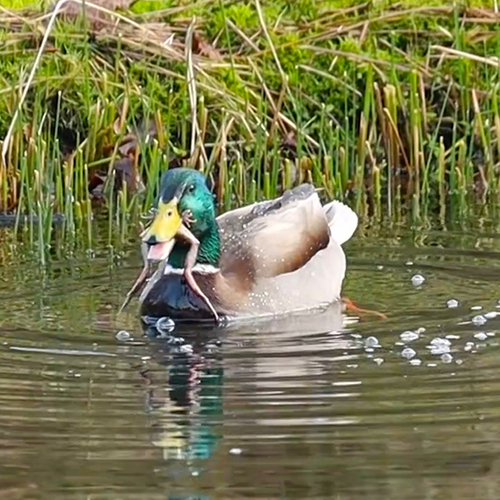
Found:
<box><xmin>1</xmin><ymin>0</ymin><xmax>500</xmax><ymax>254</ymax></box>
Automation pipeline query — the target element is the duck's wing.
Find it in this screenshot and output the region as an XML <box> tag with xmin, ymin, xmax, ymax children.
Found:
<box><xmin>216</xmin><ymin>184</ymin><xmax>331</xmax><ymax>280</ymax></box>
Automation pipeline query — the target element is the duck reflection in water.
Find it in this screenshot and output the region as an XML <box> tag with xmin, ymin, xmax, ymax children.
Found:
<box><xmin>140</xmin><ymin>324</ymin><xmax>224</xmax><ymax>463</ymax></box>
<box><xmin>138</xmin><ymin>301</ymin><xmax>355</xmax><ymax>464</ymax></box>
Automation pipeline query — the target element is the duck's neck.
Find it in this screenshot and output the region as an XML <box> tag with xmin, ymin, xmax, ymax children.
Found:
<box><xmin>168</xmin><ymin>219</ymin><xmax>221</xmax><ymax>269</ymax></box>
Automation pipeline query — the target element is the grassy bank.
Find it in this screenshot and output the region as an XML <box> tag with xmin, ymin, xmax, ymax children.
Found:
<box><xmin>1</xmin><ymin>0</ymin><xmax>500</xmax><ymax>250</ymax></box>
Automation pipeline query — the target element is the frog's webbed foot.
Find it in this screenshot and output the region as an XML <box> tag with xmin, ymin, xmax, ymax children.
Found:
<box><xmin>181</xmin><ymin>209</ymin><xmax>196</xmax><ymax>229</ymax></box>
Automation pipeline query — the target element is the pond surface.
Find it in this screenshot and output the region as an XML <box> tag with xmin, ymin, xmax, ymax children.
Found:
<box><xmin>2</xmin><ymin>216</ymin><xmax>500</xmax><ymax>499</ymax></box>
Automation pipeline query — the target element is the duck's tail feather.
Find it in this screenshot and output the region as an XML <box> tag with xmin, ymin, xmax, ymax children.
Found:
<box><xmin>323</xmin><ymin>200</ymin><xmax>358</xmax><ymax>246</ymax></box>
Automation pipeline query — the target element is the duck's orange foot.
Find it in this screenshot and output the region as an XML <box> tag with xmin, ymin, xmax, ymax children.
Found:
<box><xmin>342</xmin><ymin>296</ymin><xmax>387</xmax><ymax>320</ymax></box>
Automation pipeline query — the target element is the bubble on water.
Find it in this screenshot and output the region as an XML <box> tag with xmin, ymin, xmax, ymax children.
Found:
<box><xmin>115</xmin><ymin>330</ymin><xmax>132</xmax><ymax>342</ymax></box>
<box><xmin>179</xmin><ymin>344</ymin><xmax>194</xmax><ymax>355</ymax></box>
<box><xmin>156</xmin><ymin>317</ymin><xmax>176</xmax><ymax>335</ymax></box>
<box><xmin>191</xmin><ymin>471</ymin><xmax>200</xmax><ymax>477</ymax></box>
<box><xmin>427</xmin><ymin>337</ymin><xmax>451</xmax><ymax>355</ymax></box>
<box><xmin>464</xmin><ymin>342</ymin><xmax>474</xmax><ymax>352</ymax></box>
<box><xmin>406</xmin><ymin>261</ymin><xmax>414</xmax><ymax>266</ymax></box>
<box><xmin>471</xmin><ymin>305</ymin><xmax>483</xmax><ymax>311</ymax></box>
<box><xmin>365</xmin><ymin>347</ymin><xmax>374</xmax><ymax>353</ymax></box>
<box><xmin>487</xmin><ymin>332</ymin><xmax>496</xmax><ymax>337</ymax></box>
<box><xmin>430</xmin><ymin>337</ymin><xmax>451</xmax><ymax>346</ymax></box>
<box><xmin>472</xmin><ymin>315</ymin><xmax>487</xmax><ymax>326</ymax></box>
<box><xmin>411</xmin><ymin>274</ymin><xmax>425</xmax><ymax>286</ymax></box>
<box><xmin>441</xmin><ymin>353</ymin><xmax>453</xmax><ymax>363</ymax></box>
<box><xmin>484</xmin><ymin>311</ymin><xmax>499</xmax><ymax>320</ymax></box>
<box><xmin>400</xmin><ymin>331</ymin><xmax>419</xmax><ymax>342</ymax></box>
<box><xmin>401</xmin><ymin>347</ymin><xmax>417</xmax><ymax>360</ymax></box>
<box><xmin>377</xmin><ymin>265</ymin><xmax>384</xmax><ymax>271</ymax></box>
<box><xmin>229</xmin><ymin>448</ymin><xmax>242</xmax><ymax>455</ymax></box>
<box><xmin>374</xmin><ymin>358</ymin><xmax>384</xmax><ymax>366</ymax></box>
<box><xmin>141</xmin><ymin>356</ymin><xmax>151</xmax><ymax>361</ymax></box>
<box><xmin>365</xmin><ymin>336</ymin><xmax>380</xmax><ymax>348</ymax></box>
<box><xmin>446</xmin><ymin>299</ymin><xmax>459</xmax><ymax>308</ymax></box>
<box><xmin>409</xmin><ymin>359</ymin><xmax>422</xmax><ymax>366</ymax></box>
<box><xmin>168</xmin><ymin>336</ymin><xmax>185</xmax><ymax>345</ymax></box>
<box><xmin>446</xmin><ymin>334</ymin><xmax>460</xmax><ymax>340</ymax></box>
<box><xmin>74</xmin><ymin>373</ymin><xmax>81</xmax><ymax>378</ymax></box>
<box><xmin>455</xmin><ymin>359</ymin><xmax>464</xmax><ymax>365</ymax></box>
<box><xmin>141</xmin><ymin>315</ymin><xmax>158</xmax><ymax>326</ymax></box>
<box><xmin>427</xmin><ymin>363</ymin><xmax>437</xmax><ymax>367</ymax></box>
<box><xmin>100</xmin><ymin>364</ymin><xmax>106</xmax><ymax>369</ymax></box>
<box><xmin>474</xmin><ymin>332</ymin><xmax>488</xmax><ymax>341</ymax></box>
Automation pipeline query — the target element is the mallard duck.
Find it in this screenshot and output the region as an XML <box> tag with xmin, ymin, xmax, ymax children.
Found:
<box><xmin>126</xmin><ymin>167</ymin><xmax>358</xmax><ymax>322</ymax></box>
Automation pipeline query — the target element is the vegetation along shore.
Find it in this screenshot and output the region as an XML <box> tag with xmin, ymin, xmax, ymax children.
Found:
<box><xmin>1</xmin><ymin>0</ymin><xmax>500</xmax><ymax>252</ymax></box>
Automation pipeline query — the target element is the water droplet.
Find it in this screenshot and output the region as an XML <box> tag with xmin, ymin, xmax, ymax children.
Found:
<box><xmin>365</xmin><ymin>336</ymin><xmax>380</xmax><ymax>348</ymax></box>
<box><xmin>474</xmin><ymin>332</ymin><xmax>488</xmax><ymax>341</ymax></box>
<box><xmin>179</xmin><ymin>344</ymin><xmax>194</xmax><ymax>355</ymax></box>
<box><xmin>156</xmin><ymin>317</ymin><xmax>176</xmax><ymax>335</ymax></box>
<box><xmin>229</xmin><ymin>448</ymin><xmax>242</xmax><ymax>455</ymax></box>
<box><xmin>484</xmin><ymin>311</ymin><xmax>499</xmax><ymax>319</ymax></box>
<box><xmin>430</xmin><ymin>337</ymin><xmax>451</xmax><ymax>346</ymax></box>
<box><xmin>446</xmin><ymin>299</ymin><xmax>459</xmax><ymax>308</ymax></box>
<box><xmin>441</xmin><ymin>353</ymin><xmax>453</xmax><ymax>363</ymax></box>
<box><xmin>472</xmin><ymin>315</ymin><xmax>487</xmax><ymax>326</ymax></box>
<box><xmin>400</xmin><ymin>331</ymin><xmax>419</xmax><ymax>342</ymax></box>
<box><xmin>115</xmin><ymin>330</ymin><xmax>132</xmax><ymax>342</ymax></box>
<box><xmin>409</xmin><ymin>358</ymin><xmax>422</xmax><ymax>366</ymax></box>
<box><xmin>401</xmin><ymin>347</ymin><xmax>417</xmax><ymax>359</ymax></box>
<box><xmin>411</xmin><ymin>274</ymin><xmax>425</xmax><ymax>286</ymax></box>
<box><xmin>427</xmin><ymin>337</ymin><xmax>451</xmax><ymax>355</ymax></box>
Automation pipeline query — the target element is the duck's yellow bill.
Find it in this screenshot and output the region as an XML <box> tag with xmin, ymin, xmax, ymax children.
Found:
<box><xmin>141</xmin><ymin>199</ymin><xmax>182</xmax><ymax>262</ymax></box>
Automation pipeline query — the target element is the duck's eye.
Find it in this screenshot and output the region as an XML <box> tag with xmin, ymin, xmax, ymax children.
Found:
<box><xmin>166</xmin><ymin>210</ymin><xmax>173</xmax><ymax>217</ymax></box>
<box><xmin>188</xmin><ymin>184</ymin><xmax>195</xmax><ymax>193</ymax></box>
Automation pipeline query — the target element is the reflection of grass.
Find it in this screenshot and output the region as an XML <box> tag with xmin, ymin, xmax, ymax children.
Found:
<box><xmin>1</xmin><ymin>1</ymin><xmax>500</xmax><ymax>253</ymax></box>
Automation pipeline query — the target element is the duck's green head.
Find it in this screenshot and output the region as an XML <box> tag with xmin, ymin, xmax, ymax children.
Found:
<box><xmin>142</xmin><ymin>168</ymin><xmax>220</xmax><ymax>266</ymax></box>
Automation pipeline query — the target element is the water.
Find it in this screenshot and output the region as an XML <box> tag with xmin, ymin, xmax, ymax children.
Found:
<box><xmin>3</xmin><ymin>221</ymin><xmax>500</xmax><ymax>499</ymax></box>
